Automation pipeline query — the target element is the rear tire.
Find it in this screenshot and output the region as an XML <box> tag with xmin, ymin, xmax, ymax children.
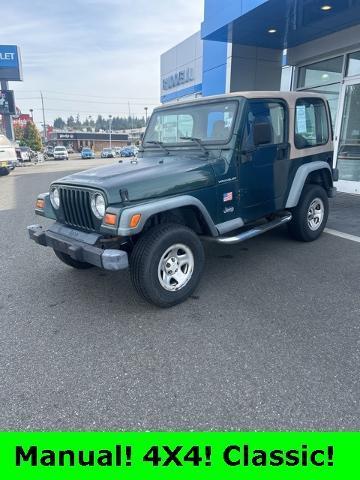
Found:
<box><xmin>53</xmin><ymin>249</ymin><xmax>93</xmax><ymax>269</ymax></box>
<box><xmin>130</xmin><ymin>223</ymin><xmax>205</xmax><ymax>308</ymax></box>
<box><xmin>288</xmin><ymin>184</ymin><xmax>329</xmax><ymax>242</ymax></box>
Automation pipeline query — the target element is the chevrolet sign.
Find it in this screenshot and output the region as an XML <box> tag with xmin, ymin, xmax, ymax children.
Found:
<box><xmin>163</xmin><ymin>68</ymin><xmax>194</xmax><ymax>91</ymax></box>
<box><xmin>0</xmin><ymin>45</ymin><xmax>22</xmax><ymax>81</ymax></box>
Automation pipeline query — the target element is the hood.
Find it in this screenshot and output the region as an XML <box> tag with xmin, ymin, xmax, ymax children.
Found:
<box><xmin>54</xmin><ymin>154</ymin><xmax>216</xmax><ymax>204</ymax></box>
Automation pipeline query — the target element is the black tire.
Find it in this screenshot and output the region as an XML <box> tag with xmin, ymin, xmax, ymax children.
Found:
<box><xmin>0</xmin><ymin>167</ymin><xmax>10</xmax><ymax>176</ymax></box>
<box><xmin>53</xmin><ymin>249</ymin><xmax>94</xmax><ymax>269</ymax></box>
<box><xmin>130</xmin><ymin>223</ymin><xmax>205</xmax><ymax>308</ymax></box>
<box><xmin>288</xmin><ymin>184</ymin><xmax>329</xmax><ymax>242</ymax></box>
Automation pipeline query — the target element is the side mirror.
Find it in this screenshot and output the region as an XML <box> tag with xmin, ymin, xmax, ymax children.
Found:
<box><xmin>253</xmin><ymin>122</ymin><xmax>272</xmax><ymax>146</ymax></box>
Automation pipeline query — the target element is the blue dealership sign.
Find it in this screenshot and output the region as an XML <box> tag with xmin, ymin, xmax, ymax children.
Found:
<box><xmin>0</xmin><ymin>45</ymin><xmax>22</xmax><ymax>81</ymax></box>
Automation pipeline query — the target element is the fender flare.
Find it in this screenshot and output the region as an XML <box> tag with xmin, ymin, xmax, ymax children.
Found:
<box><xmin>116</xmin><ymin>195</ymin><xmax>219</xmax><ymax>237</ymax></box>
<box><xmin>285</xmin><ymin>161</ymin><xmax>332</xmax><ymax>209</ymax></box>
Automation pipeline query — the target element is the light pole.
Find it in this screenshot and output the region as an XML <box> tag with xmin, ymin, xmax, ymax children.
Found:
<box><xmin>144</xmin><ymin>107</ymin><xmax>148</xmax><ymax>124</ymax></box>
<box><xmin>108</xmin><ymin>115</ymin><xmax>112</xmax><ymax>149</ymax></box>
<box><xmin>40</xmin><ymin>91</ymin><xmax>47</xmax><ymax>141</ymax></box>
<box><xmin>29</xmin><ymin>109</ymin><xmax>34</xmax><ymax>121</ymax></box>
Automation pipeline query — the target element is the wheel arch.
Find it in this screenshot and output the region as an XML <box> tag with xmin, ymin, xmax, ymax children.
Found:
<box><xmin>117</xmin><ymin>195</ymin><xmax>218</xmax><ymax>237</ymax></box>
<box><xmin>286</xmin><ymin>161</ymin><xmax>333</xmax><ymax>209</ymax></box>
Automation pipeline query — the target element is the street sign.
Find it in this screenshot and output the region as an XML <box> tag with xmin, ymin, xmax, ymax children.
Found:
<box><xmin>0</xmin><ymin>45</ymin><xmax>22</xmax><ymax>81</ymax></box>
<box><xmin>0</xmin><ymin>90</ymin><xmax>16</xmax><ymax>115</ymax></box>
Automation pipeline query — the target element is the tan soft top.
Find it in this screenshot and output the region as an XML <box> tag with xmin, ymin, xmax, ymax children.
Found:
<box><xmin>155</xmin><ymin>91</ymin><xmax>333</xmax><ymax>160</ymax></box>
<box><xmin>158</xmin><ymin>91</ymin><xmax>327</xmax><ymax>110</ymax></box>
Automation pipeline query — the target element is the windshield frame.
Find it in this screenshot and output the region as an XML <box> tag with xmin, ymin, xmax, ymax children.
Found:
<box><xmin>143</xmin><ymin>97</ymin><xmax>243</xmax><ymax>148</ymax></box>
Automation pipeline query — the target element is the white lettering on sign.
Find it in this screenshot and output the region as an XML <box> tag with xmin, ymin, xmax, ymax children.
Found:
<box><xmin>59</xmin><ymin>134</ymin><xmax>74</xmax><ymax>139</ymax></box>
<box><xmin>162</xmin><ymin>68</ymin><xmax>194</xmax><ymax>91</ymax></box>
<box><xmin>0</xmin><ymin>53</ymin><xmax>15</xmax><ymax>61</ymax></box>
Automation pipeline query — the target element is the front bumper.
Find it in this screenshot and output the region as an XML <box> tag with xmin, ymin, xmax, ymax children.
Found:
<box><xmin>27</xmin><ymin>223</ymin><xmax>129</xmax><ymax>271</ymax></box>
<box><xmin>0</xmin><ymin>162</ymin><xmax>10</xmax><ymax>171</ymax></box>
<box><xmin>1</xmin><ymin>160</ymin><xmax>16</xmax><ymax>170</ymax></box>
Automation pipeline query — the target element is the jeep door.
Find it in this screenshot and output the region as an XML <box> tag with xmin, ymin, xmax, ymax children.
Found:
<box><xmin>237</xmin><ymin>99</ymin><xmax>290</xmax><ymax>222</ymax></box>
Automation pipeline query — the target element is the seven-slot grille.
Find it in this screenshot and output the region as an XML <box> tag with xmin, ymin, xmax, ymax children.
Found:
<box><xmin>59</xmin><ymin>187</ymin><xmax>95</xmax><ymax>231</ymax></box>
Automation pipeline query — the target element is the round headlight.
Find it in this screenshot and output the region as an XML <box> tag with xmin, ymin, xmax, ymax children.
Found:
<box><xmin>91</xmin><ymin>193</ymin><xmax>106</xmax><ymax>219</ymax></box>
<box><xmin>50</xmin><ymin>187</ymin><xmax>60</xmax><ymax>209</ymax></box>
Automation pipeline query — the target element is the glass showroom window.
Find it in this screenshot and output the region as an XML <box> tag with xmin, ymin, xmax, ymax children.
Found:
<box><xmin>297</xmin><ymin>56</ymin><xmax>344</xmax><ymax>127</ymax></box>
<box><xmin>347</xmin><ymin>51</ymin><xmax>360</xmax><ymax>77</ymax></box>
<box><xmin>337</xmin><ymin>84</ymin><xmax>360</xmax><ymax>182</ymax></box>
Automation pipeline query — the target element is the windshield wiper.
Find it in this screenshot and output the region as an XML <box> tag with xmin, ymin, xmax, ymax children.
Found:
<box><xmin>145</xmin><ymin>141</ymin><xmax>170</xmax><ymax>155</ymax></box>
<box><xmin>180</xmin><ymin>137</ymin><xmax>209</xmax><ymax>155</ymax></box>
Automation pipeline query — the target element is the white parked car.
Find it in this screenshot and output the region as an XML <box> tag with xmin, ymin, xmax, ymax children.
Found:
<box><xmin>0</xmin><ymin>134</ymin><xmax>17</xmax><ymax>176</ymax></box>
<box><xmin>53</xmin><ymin>146</ymin><xmax>69</xmax><ymax>160</ymax></box>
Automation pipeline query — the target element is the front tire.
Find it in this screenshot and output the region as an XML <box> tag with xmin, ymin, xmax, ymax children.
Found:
<box><xmin>0</xmin><ymin>167</ymin><xmax>10</xmax><ymax>176</ymax></box>
<box><xmin>288</xmin><ymin>184</ymin><xmax>329</xmax><ymax>242</ymax></box>
<box><xmin>53</xmin><ymin>249</ymin><xmax>94</xmax><ymax>269</ymax></box>
<box><xmin>130</xmin><ymin>223</ymin><xmax>205</xmax><ymax>308</ymax></box>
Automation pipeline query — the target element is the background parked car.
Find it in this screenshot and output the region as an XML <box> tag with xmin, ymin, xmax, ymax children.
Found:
<box><xmin>45</xmin><ymin>145</ymin><xmax>54</xmax><ymax>157</ymax></box>
<box><xmin>66</xmin><ymin>146</ymin><xmax>75</xmax><ymax>154</ymax></box>
<box><xmin>81</xmin><ymin>147</ymin><xmax>95</xmax><ymax>159</ymax></box>
<box><xmin>101</xmin><ymin>148</ymin><xmax>115</xmax><ymax>158</ymax></box>
<box><xmin>120</xmin><ymin>146</ymin><xmax>138</xmax><ymax>157</ymax></box>
<box><xmin>16</xmin><ymin>146</ymin><xmax>33</xmax><ymax>162</ymax></box>
<box><xmin>0</xmin><ymin>134</ymin><xmax>17</xmax><ymax>176</ymax></box>
<box><xmin>53</xmin><ymin>146</ymin><xmax>69</xmax><ymax>160</ymax></box>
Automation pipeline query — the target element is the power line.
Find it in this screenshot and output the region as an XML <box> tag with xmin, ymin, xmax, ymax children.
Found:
<box><xmin>31</xmin><ymin>107</ymin><xmax>147</xmax><ymax>116</ymax></box>
<box><xmin>15</xmin><ymin>89</ymin><xmax>159</xmax><ymax>101</ymax></box>
<box><xmin>16</xmin><ymin>96</ymin><xmax>158</xmax><ymax>106</ymax></box>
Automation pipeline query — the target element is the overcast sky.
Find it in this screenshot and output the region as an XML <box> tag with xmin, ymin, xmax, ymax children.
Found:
<box><xmin>1</xmin><ymin>0</ymin><xmax>204</xmax><ymax>127</ymax></box>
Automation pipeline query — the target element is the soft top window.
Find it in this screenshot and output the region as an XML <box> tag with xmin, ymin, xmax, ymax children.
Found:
<box><xmin>295</xmin><ymin>98</ymin><xmax>329</xmax><ymax>149</ymax></box>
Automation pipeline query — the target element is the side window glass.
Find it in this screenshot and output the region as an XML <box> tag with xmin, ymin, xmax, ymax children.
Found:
<box><xmin>243</xmin><ymin>101</ymin><xmax>286</xmax><ymax>148</ymax></box>
<box><xmin>295</xmin><ymin>98</ymin><xmax>329</xmax><ymax>149</ymax></box>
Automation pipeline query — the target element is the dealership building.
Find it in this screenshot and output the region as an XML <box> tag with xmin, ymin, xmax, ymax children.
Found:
<box><xmin>161</xmin><ymin>0</ymin><xmax>360</xmax><ymax>194</ymax></box>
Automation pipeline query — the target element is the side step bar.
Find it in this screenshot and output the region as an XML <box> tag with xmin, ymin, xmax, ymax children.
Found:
<box><xmin>207</xmin><ymin>213</ymin><xmax>292</xmax><ymax>245</ymax></box>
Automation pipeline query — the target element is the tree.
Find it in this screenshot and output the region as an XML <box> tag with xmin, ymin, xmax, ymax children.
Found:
<box><xmin>54</xmin><ymin>117</ymin><xmax>66</xmax><ymax>129</ymax></box>
<box><xmin>22</xmin><ymin>121</ymin><xmax>42</xmax><ymax>151</ymax></box>
<box><xmin>14</xmin><ymin>124</ymin><xmax>24</xmax><ymax>144</ymax></box>
<box><xmin>75</xmin><ymin>114</ymin><xmax>82</xmax><ymax>130</ymax></box>
<box><xmin>67</xmin><ymin>116</ymin><xmax>75</xmax><ymax>128</ymax></box>
<box><xmin>95</xmin><ymin>115</ymin><xmax>105</xmax><ymax>132</ymax></box>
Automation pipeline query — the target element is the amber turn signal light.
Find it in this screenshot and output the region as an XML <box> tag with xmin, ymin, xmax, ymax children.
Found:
<box><xmin>129</xmin><ymin>214</ymin><xmax>141</xmax><ymax>228</ymax></box>
<box><xmin>36</xmin><ymin>199</ymin><xmax>45</xmax><ymax>209</ymax></box>
<box><xmin>104</xmin><ymin>213</ymin><xmax>117</xmax><ymax>226</ymax></box>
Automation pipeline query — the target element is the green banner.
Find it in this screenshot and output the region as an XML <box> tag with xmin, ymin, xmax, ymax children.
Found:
<box><xmin>0</xmin><ymin>432</ymin><xmax>358</xmax><ymax>479</ymax></box>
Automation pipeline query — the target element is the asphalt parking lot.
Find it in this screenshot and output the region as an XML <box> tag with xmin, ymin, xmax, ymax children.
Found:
<box><xmin>0</xmin><ymin>159</ymin><xmax>359</xmax><ymax>431</ymax></box>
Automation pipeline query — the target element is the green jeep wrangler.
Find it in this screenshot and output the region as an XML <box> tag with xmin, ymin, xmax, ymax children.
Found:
<box><xmin>28</xmin><ymin>92</ymin><xmax>337</xmax><ymax>307</ymax></box>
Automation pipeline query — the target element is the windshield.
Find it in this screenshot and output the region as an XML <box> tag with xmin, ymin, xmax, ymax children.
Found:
<box><xmin>55</xmin><ymin>147</ymin><xmax>66</xmax><ymax>151</ymax></box>
<box><xmin>144</xmin><ymin>100</ymin><xmax>240</xmax><ymax>146</ymax></box>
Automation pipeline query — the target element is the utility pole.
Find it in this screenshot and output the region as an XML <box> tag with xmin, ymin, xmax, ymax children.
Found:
<box><xmin>108</xmin><ymin>115</ymin><xmax>112</xmax><ymax>148</ymax></box>
<box><xmin>144</xmin><ymin>106</ymin><xmax>148</xmax><ymax>124</ymax></box>
<box><xmin>128</xmin><ymin>102</ymin><xmax>134</xmax><ymax>144</ymax></box>
<box><xmin>40</xmin><ymin>91</ymin><xmax>46</xmax><ymax>142</ymax></box>
<box><xmin>1</xmin><ymin>80</ymin><xmax>14</xmax><ymax>141</ymax></box>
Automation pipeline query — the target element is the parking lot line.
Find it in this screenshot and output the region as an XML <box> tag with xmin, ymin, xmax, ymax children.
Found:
<box><xmin>324</xmin><ymin>228</ymin><xmax>360</xmax><ymax>244</ymax></box>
